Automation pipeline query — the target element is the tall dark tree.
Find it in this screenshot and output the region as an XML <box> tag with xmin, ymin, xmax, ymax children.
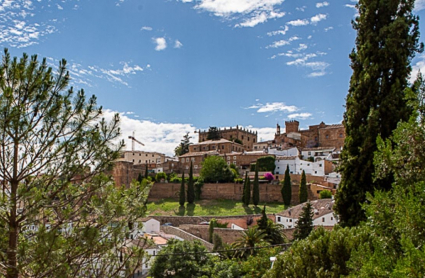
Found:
<box><xmin>293</xmin><ymin>201</ymin><xmax>314</xmax><ymax>240</ymax></box>
<box><xmin>257</xmin><ymin>206</ymin><xmax>268</xmax><ymax>230</ymax></box>
<box><xmin>179</xmin><ymin>171</ymin><xmax>185</xmax><ymax>207</ymax></box>
<box><xmin>206</xmin><ymin>126</ymin><xmax>221</xmax><ymax>140</ymax></box>
<box><xmin>243</xmin><ymin>172</ymin><xmax>251</xmax><ymax>206</ymax></box>
<box><xmin>144</xmin><ymin>163</ymin><xmax>149</xmax><ymax>179</ymax></box>
<box><xmin>299</xmin><ymin>170</ymin><xmax>308</xmax><ymax>203</ymax></box>
<box><xmin>281</xmin><ymin>165</ymin><xmax>291</xmax><ymax>206</ymax></box>
<box><xmin>137</xmin><ymin>173</ymin><xmax>143</xmax><ymax>184</ymax></box>
<box><xmin>174</xmin><ymin>132</ymin><xmax>192</xmax><ymax>156</ymax></box>
<box><xmin>252</xmin><ymin>165</ymin><xmax>260</xmax><ymax>206</ymax></box>
<box><xmin>335</xmin><ymin>0</ymin><xmax>423</xmax><ymax>227</ymax></box>
<box><xmin>187</xmin><ymin>161</ymin><xmax>195</xmax><ymax>204</ymax></box>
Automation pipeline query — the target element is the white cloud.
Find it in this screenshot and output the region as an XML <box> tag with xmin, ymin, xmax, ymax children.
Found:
<box><xmin>153</xmin><ymin>37</ymin><xmax>167</xmax><ymax>51</ymax></box>
<box><xmin>267</xmin><ymin>36</ymin><xmax>300</xmax><ymax>48</ymax></box>
<box><xmin>287</xmin><ymin>113</ymin><xmax>312</xmax><ymax>119</ymax></box>
<box><xmin>103</xmin><ymin>110</ymin><xmax>198</xmax><ymax>156</ymax></box>
<box><xmin>410</xmin><ymin>56</ymin><xmax>425</xmax><ymax>84</ymax></box>
<box><xmin>296</xmin><ymin>6</ymin><xmax>306</xmax><ymax>12</ymax></box>
<box><xmin>174</xmin><ymin>40</ymin><xmax>183</xmax><ymax>48</ymax></box>
<box><xmin>245</xmin><ymin>126</ymin><xmax>277</xmax><ymax>141</ymax></box>
<box><xmin>296</xmin><ymin>44</ymin><xmax>308</xmax><ymax>51</ymax></box>
<box><xmin>248</xmin><ymin>102</ymin><xmax>299</xmax><ymax>113</ymax></box>
<box><xmin>286</xmin><ymin>53</ymin><xmax>329</xmax><ymax>77</ymax></box>
<box><xmin>415</xmin><ymin>0</ymin><xmax>425</xmax><ymax>11</ymax></box>
<box><xmin>310</xmin><ymin>13</ymin><xmax>327</xmax><ymax>24</ymax></box>
<box><xmin>316</xmin><ymin>2</ymin><xmax>329</xmax><ymax>8</ymax></box>
<box><xmin>287</xmin><ymin>19</ymin><xmax>309</xmax><ymax>26</ymax></box>
<box><xmin>141</xmin><ymin>26</ymin><xmax>153</xmax><ymax>31</ymax></box>
<box><xmin>182</xmin><ymin>0</ymin><xmax>286</xmax><ymax>28</ymax></box>
<box><xmin>324</xmin><ymin>26</ymin><xmax>333</xmax><ymax>32</ymax></box>
<box><xmin>345</xmin><ymin>4</ymin><xmax>356</xmax><ymax>9</ymax></box>
<box><xmin>267</xmin><ymin>25</ymin><xmax>289</xmax><ymax>36</ymax></box>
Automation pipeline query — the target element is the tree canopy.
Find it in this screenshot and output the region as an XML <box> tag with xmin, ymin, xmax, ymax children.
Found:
<box><xmin>206</xmin><ymin>126</ymin><xmax>221</xmax><ymax>140</ymax></box>
<box><xmin>0</xmin><ymin>50</ymin><xmax>149</xmax><ymax>278</ymax></box>
<box><xmin>335</xmin><ymin>0</ymin><xmax>423</xmax><ymax>227</ymax></box>
<box><xmin>174</xmin><ymin>132</ymin><xmax>192</xmax><ymax>156</ymax></box>
<box><xmin>200</xmin><ymin>156</ymin><xmax>234</xmax><ymax>183</ymax></box>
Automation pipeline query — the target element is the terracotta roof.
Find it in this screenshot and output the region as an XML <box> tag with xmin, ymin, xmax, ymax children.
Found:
<box><xmin>301</xmin><ymin>147</ymin><xmax>335</xmax><ymax>152</ymax></box>
<box><xmin>321</xmin><ymin>124</ymin><xmax>344</xmax><ymax>129</ymax></box>
<box><xmin>277</xmin><ymin>199</ymin><xmax>335</xmax><ymax>220</ymax></box>
<box><xmin>179</xmin><ymin>151</ymin><xmax>219</xmax><ymax>157</ymax></box>
<box><xmin>276</xmin><ymin>156</ymin><xmax>298</xmax><ymax>160</ymax></box>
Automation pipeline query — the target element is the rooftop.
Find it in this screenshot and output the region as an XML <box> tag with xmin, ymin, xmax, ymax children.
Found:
<box><xmin>276</xmin><ymin>199</ymin><xmax>335</xmax><ymax>220</ymax></box>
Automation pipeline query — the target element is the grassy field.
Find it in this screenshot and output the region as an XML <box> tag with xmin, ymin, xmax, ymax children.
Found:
<box><xmin>146</xmin><ymin>199</ymin><xmax>287</xmax><ymax>216</ymax></box>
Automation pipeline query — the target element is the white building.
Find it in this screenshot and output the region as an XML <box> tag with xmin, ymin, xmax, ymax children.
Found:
<box><xmin>301</xmin><ymin>147</ymin><xmax>335</xmax><ymax>162</ymax></box>
<box><xmin>275</xmin><ymin>199</ymin><xmax>338</xmax><ymax>229</ymax></box>
<box><xmin>268</xmin><ymin>147</ymin><xmax>299</xmax><ymax>157</ymax></box>
<box><xmin>121</xmin><ymin>151</ymin><xmax>166</xmax><ymax>165</ymax></box>
<box><xmin>275</xmin><ymin>156</ymin><xmax>329</xmax><ymax>176</ymax></box>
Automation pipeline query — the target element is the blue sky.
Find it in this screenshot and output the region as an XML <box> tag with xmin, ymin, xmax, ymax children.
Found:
<box><xmin>2</xmin><ymin>0</ymin><xmax>425</xmax><ymax>156</ymax></box>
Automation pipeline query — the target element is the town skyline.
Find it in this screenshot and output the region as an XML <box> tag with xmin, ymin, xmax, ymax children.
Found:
<box><xmin>2</xmin><ymin>0</ymin><xmax>425</xmax><ymax>156</ymax></box>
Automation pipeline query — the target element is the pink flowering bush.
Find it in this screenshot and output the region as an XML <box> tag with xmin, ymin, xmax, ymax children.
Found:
<box><xmin>264</xmin><ymin>172</ymin><xmax>274</xmax><ymax>181</ymax></box>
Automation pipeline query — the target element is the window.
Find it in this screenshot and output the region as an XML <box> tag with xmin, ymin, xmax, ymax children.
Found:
<box><xmin>331</xmin><ymin>217</ymin><xmax>333</xmax><ymax>221</ymax></box>
<box><xmin>253</xmin><ymin>138</ymin><xmax>256</xmax><ymax>143</ymax></box>
<box><xmin>194</xmin><ymin>165</ymin><xmax>198</xmax><ymax>169</ymax></box>
<box><xmin>152</xmin><ymin>154</ymin><xmax>154</xmax><ymax>157</ymax></box>
<box><xmin>132</xmin><ymin>159</ymin><xmax>134</xmax><ymax>162</ymax></box>
<box><xmin>308</xmin><ymin>152</ymin><xmax>311</xmax><ymax>155</ymax></box>
<box><xmin>139</xmin><ymin>160</ymin><xmax>141</xmax><ymax>163</ymax></box>
<box><xmin>139</xmin><ymin>153</ymin><xmax>141</xmax><ymax>156</ymax></box>
<box><xmin>247</xmin><ymin>137</ymin><xmax>250</xmax><ymax>141</ymax></box>
<box><xmin>146</xmin><ymin>154</ymin><xmax>148</xmax><ymax>157</ymax></box>
<box><xmin>307</xmin><ymin>164</ymin><xmax>310</xmax><ymax>166</ymax></box>
<box><xmin>277</xmin><ymin>217</ymin><xmax>281</xmax><ymax>222</ymax></box>
<box><xmin>212</xmin><ymin>146</ymin><xmax>215</xmax><ymax>149</ymax></box>
<box><xmin>233</xmin><ymin>156</ymin><xmax>237</xmax><ymax>160</ymax></box>
<box><xmin>326</xmin><ymin>134</ymin><xmax>329</xmax><ymax>139</ymax></box>
<box><xmin>322</xmin><ymin>217</ymin><xmax>325</xmax><ymax>222</ymax></box>
<box><xmin>191</xmin><ymin>158</ymin><xmax>195</xmax><ymax>162</ymax></box>
<box><xmin>290</xmin><ymin>219</ymin><xmax>292</xmax><ymax>222</ymax></box>
<box><xmin>339</xmin><ymin>133</ymin><xmax>343</xmax><ymax>138</ymax></box>
<box><xmin>227</xmin><ymin>156</ymin><xmax>230</xmax><ymax>160</ymax></box>
<box><xmin>222</xmin><ymin>145</ymin><xmax>224</xmax><ymax>149</ymax></box>
<box><xmin>186</xmin><ymin>166</ymin><xmax>189</xmax><ymax>169</ymax></box>
<box><xmin>193</xmin><ymin>147</ymin><xmax>197</xmax><ymax>151</ymax></box>
<box><xmin>315</xmin><ymin>171</ymin><xmax>317</xmax><ymax>174</ymax></box>
<box><xmin>186</xmin><ymin>158</ymin><xmax>189</xmax><ymax>162</ymax></box>
<box><xmin>242</xmin><ymin>135</ymin><xmax>244</xmax><ymax>140</ymax></box>
<box><xmin>319</xmin><ymin>164</ymin><xmax>322</xmax><ymax>167</ymax></box>
<box><xmin>153</xmin><ymin>250</ymin><xmax>156</xmax><ymax>255</ymax></box>
<box><xmin>227</xmin><ymin>162</ymin><xmax>230</xmax><ymax>165</ymax></box>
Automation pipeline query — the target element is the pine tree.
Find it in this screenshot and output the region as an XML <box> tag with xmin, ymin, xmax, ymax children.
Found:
<box><xmin>179</xmin><ymin>171</ymin><xmax>185</xmax><ymax>207</ymax></box>
<box><xmin>335</xmin><ymin>0</ymin><xmax>423</xmax><ymax>227</ymax></box>
<box><xmin>252</xmin><ymin>165</ymin><xmax>260</xmax><ymax>206</ymax></box>
<box><xmin>293</xmin><ymin>201</ymin><xmax>314</xmax><ymax>240</ymax></box>
<box><xmin>243</xmin><ymin>172</ymin><xmax>251</xmax><ymax>206</ymax></box>
<box><xmin>299</xmin><ymin>170</ymin><xmax>308</xmax><ymax>203</ymax></box>
<box><xmin>281</xmin><ymin>165</ymin><xmax>291</xmax><ymax>206</ymax></box>
<box><xmin>187</xmin><ymin>162</ymin><xmax>195</xmax><ymax>204</ymax></box>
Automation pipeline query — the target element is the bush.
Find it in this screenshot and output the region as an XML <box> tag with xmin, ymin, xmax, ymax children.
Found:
<box><xmin>170</xmin><ymin>177</ymin><xmax>182</xmax><ymax>183</ymax></box>
<box><xmin>155</xmin><ymin>172</ymin><xmax>167</xmax><ymax>182</ymax></box>
<box><xmin>320</xmin><ymin>190</ymin><xmax>333</xmax><ymax>199</ymax></box>
<box><xmin>264</xmin><ymin>172</ymin><xmax>274</xmax><ymax>181</ymax></box>
<box><xmin>234</xmin><ymin>178</ymin><xmax>243</xmax><ymax>184</ymax></box>
<box><xmin>200</xmin><ymin>156</ymin><xmax>234</xmax><ymax>183</ymax></box>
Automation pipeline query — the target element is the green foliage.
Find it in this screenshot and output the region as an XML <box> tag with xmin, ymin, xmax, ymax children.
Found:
<box><xmin>207</xmin><ymin>126</ymin><xmax>221</xmax><ymax>140</ymax></box>
<box><xmin>232</xmin><ymin>227</ymin><xmax>268</xmax><ymax>258</ymax></box>
<box><xmin>319</xmin><ymin>190</ymin><xmax>332</xmax><ymax>199</ymax></box>
<box><xmin>281</xmin><ymin>166</ymin><xmax>291</xmax><ymax>206</ymax></box>
<box><xmin>233</xmin><ymin>138</ymin><xmax>243</xmax><ymax>145</ymax></box>
<box><xmin>257</xmin><ymin>206</ymin><xmax>285</xmax><ymax>245</ymax></box>
<box><xmin>144</xmin><ymin>163</ymin><xmax>149</xmax><ymax>179</ymax></box>
<box><xmin>174</xmin><ymin>132</ymin><xmax>192</xmax><ymax>156</ymax></box>
<box><xmin>299</xmin><ymin>170</ymin><xmax>308</xmax><ymax>203</ymax></box>
<box><xmin>200</xmin><ymin>156</ymin><xmax>234</xmax><ymax>183</ymax></box>
<box><xmin>149</xmin><ymin>239</ymin><xmax>213</xmax><ymax>278</ymax></box>
<box><xmin>307</xmin><ymin>156</ymin><xmax>314</xmax><ymax>162</ymax></box>
<box><xmin>170</xmin><ymin>176</ymin><xmax>182</xmax><ymax>183</ymax></box>
<box><xmin>213</xmin><ymin>233</ymin><xmax>224</xmax><ymax>252</ymax></box>
<box><xmin>243</xmin><ymin>172</ymin><xmax>251</xmax><ymax>206</ymax></box>
<box><xmin>187</xmin><ymin>162</ymin><xmax>195</xmax><ymax>204</ymax></box>
<box><xmin>256</xmin><ymin>156</ymin><xmax>276</xmax><ymax>173</ymax></box>
<box><xmin>195</xmin><ymin>177</ymin><xmax>204</xmax><ymax>201</ymax></box>
<box><xmin>0</xmin><ymin>50</ymin><xmax>149</xmax><ymax>278</ymax></box>
<box><xmin>209</xmin><ymin>219</ymin><xmax>216</xmax><ymax>243</ymax></box>
<box><xmin>137</xmin><ymin>173</ymin><xmax>143</xmax><ymax>184</ymax></box>
<box><xmin>155</xmin><ymin>172</ymin><xmax>167</xmax><ymax>182</ymax></box>
<box><xmin>335</xmin><ymin>0</ymin><xmax>423</xmax><ymax>227</ymax></box>
<box><xmin>252</xmin><ymin>165</ymin><xmax>260</xmax><ymax>206</ymax></box>
<box><xmin>265</xmin><ymin>226</ymin><xmax>371</xmax><ymax>278</ymax></box>
<box><xmin>179</xmin><ymin>171</ymin><xmax>185</xmax><ymax>207</ymax></box>
<box><xmin>234</xmin><ymin>178</ymin><xmax>243</xmax><ymax>184</ymax></box>
<box><xmin>293</xmin><ymin>201</ymin><xmax>313</xmax><ymax>241</ymax></box>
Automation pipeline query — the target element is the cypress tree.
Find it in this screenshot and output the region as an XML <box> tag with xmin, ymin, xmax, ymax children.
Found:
<box><xmin>252</xmin><ymin>165</ymin><xmax>260</xmax><ymax>206</ymax></box>
<box><xmin>257</xmin><ymin>205</ymin><xmax>268</xmax><ymax>230</ymax></box>
<box><xmin>242</xmin><ymin>172</ymin><xmax>247</xmax><ymax>203</ymax></box>
<box><xmin>299</xmin><ymin>170</ymin><xmax>308</xmax><ymax>204</ymax></box>
<box><xmin>187</xmin><ymin>162</ymin><xmax>195</xmax><ymax>204</ymax></box>
<box><xmin>144</xmin><ymin>163</ymin><xmax>149</xmax><ymax>179</ymax></box>
<box><xmin>293</xmin><ymin>201</ymin><xmax>314</xmax><ymax>240</ymax></box>
<box><xmin>335</xmin><ymin>0</ymin><xmax>423</xmax><ymax>227</ymax></box>
<box><xmin>179</xmin><ymin>172</ymin><xmax>185</xmax><ymax>207</ymax></box>
<box><xmin>137</xmin><ymin>173</ymin><xmax>143</xmax><ymax>184</ymax></box>
<box><xmin>281</xmin><ymin>165</ymin><xmax>291</xmax><ymax>206</ymax></box>
<box><xmin>243</xmin><ymin>172</ymin><xmax>251</xmax><ymax>206</ymax></box>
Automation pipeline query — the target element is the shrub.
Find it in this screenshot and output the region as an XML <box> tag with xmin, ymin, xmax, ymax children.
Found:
<box><xmin>155</xmin><ymin>172</ymin><xmax>167</xmax><ymax>182</ymax></box>
<box><xmin>264</xmin><ymin>172</ymin><xmax>274</xmax><ymax>181</ymax></box>
<box><xmin>320</xmin><ymin>190</ymin><xmax>333</xmax><ymax>199</ymax></box>
<box><xmin>234</xmin><ymin>178</ymin><xmax>243</xmax><ymax>184</ymax></box>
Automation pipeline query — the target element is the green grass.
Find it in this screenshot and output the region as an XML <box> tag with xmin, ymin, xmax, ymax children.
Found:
<box><xmin>146</xmin><ymin>199</ymin><xmax>287</xmax><ymax>216</ymax></box>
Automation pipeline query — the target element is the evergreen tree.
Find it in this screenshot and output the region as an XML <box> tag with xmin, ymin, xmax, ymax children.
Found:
<box><xmin>243</xmin><ymin>172</ymin><xmax>251</xmax><ymax>206</ymax></box>
<box><xmin>281</xmin><ymin>165</ymin><xmax>291</xmax><ymax>206</ymax></box>
<box><xmin>144</xmin><ymin>163</ymin><xmax>149</xmax><ymax>179</ymax></box>
<box><xmin>257</xmin><ymin>206</ymin><xmax>269</xmax><ymax>230</ymax></box>
<box><xmin>187</xmin><ymin>161</ymin><xmax>195</xmax><ymax>204</ymax></box>
<box><xmin>335</xmin><ymin>0</ymin><xmax>423</xmax><ymax>227</ymax></box>
<box><xmin>206</xmin><ymin>126</ymin><xmax>221</xmax><ymax>140</ymax></box>
<box><xmin>213</xmin><ymin>233</ymin><xmax>224</xmax><ymax>251</ymax></box>
<box><xmin>299</xmin><ymin>170</ymin><xmax>308</xmax><ymax>203</ymax></box>
<box><xmin>208</xmin><ymin>219</ymin><xmax>216</xmax><ymax>243</ymax></box>
<box><xmin>174</xmin><ymin>132</ymin><xmax>192</xmax><ymax>156</ymax></box>
<box><xmin>293</xmin><ymin>201</ymin><xmax>314</xmax><ymax>240</ymax></box>
<box><xmin>137</xmin><ymin>173</ymin><xmax>143</xmax><ymax>184</ymax></box>
<box><xmin>0</xmin><ymin>50</ymin><xmax>149</xmax><ymax>278</ymax></box>
<box><xmin>179</xmin><ymin>171</ymin><xmax>185</xmax><ymax>207</ymax></box>
<box><xmin>252</xmin><ymin>165</ymin><xmax>260</xmax><ymax>206</ymax></box>
<box><xmin>242</xmin><ymin>172</ymin><xmax>248</xmax><ymax>203</ymax></box>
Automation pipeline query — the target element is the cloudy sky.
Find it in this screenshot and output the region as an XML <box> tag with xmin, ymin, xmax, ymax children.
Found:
<box><xmin>2</xmin><ymin>0</ymin><xmax>425</xmax><ymax>156</ymax></box>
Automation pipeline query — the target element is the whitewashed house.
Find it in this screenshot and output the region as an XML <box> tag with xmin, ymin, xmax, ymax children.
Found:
<box><xmin>268</xmin><ymin>147</ymin><xmax>300</xmax><ymax>157</ymax></box>
<box><xmin>275</xmin><ymin>199</ymin><xmax>338</xmax><ymax>229</ymax></box>
<box><xmin>275</xmin><ymin>156</ymin><xmax>330</xmax><ymax>176</ymax></box>
<box><xmin>301</xmin><ymin>147</ymin><xmax>335</xmax><ymax>162</ymax></box>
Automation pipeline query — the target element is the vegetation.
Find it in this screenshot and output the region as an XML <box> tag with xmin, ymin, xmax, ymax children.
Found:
<box><xmin>252</xmin><ymin>165</ymin><xmax>260</xmax><ymax>206</ymax></box>
<box><xmin>255</xmin><ymin>156</ymin><xmax>276</xmax><ymax>173</ymax></box>
<box><xmin>174</xmin><ymin>132</ymin><xmax>192</xmax><ymax>156</ymax></box>
<box><xmin>319</xmin><ymin>189</ymin><xmax>332</xmax><ymax>199</ymax></box>
<box><xmin>257</xmin><ymin>206</ymin><xmax>285</xmax><ymax>245</ymax></box>
<box><xmin>335</xmin><ymin>0</ymin><xmax>423</xmax><ymax>227</ymax></box>
<box><xmin>293</xmin><ymin>201</ymin><xmax>314</xmax><ymax>241</ymax></box>
<box><xmin>200</xmin><ymin>156</ymin><xmax>234</xmax><ymax>183</ymax></box>
<box><xmin>179</xmin><ymin>171</ymin><xmax>185</xmax><ymax>207</ymax></box>
<box><xmin>194</xmin><ymin>177</ymin><xmax>204</xmax><ymax>201</ymax></box>
<box><xmin>187</xmin><ymin>162</ymin><xmax>195</xmax><ymax>204</ymax></box>
<box><xmin>281</xmin><ymin>165</ymin><xmax>291</xmax><ymax>206</ymax></box>
<box><xmin>155</xmin><ymin>172</ymin><xmax>167</xmax><ymax>182</ymax></box>
<box><xmin>0</xmin><ymin>50</ymin><xmax>149</xmax><ymax>278</ymax></box>
<box><xmin>299</xmin><ymin>170</ymin><xmax>308</xmax><ymax>203</ymax></box>
<box><xmin>206</xmin><ymin>126</ymin><xmax>221</xmax><ymax>140</ymax></box>
<box><xmin>243</xmin><ymin>172</ymin><xmax>251</xmax><ymax>206</ymax></box>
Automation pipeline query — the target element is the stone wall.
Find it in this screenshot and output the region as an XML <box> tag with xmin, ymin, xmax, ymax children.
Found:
<box><xmin>179</xmin><ymin>225</ymin><xmax>244</xmax><ymax>244</ymax></box>
<box><xmin>160</xmin><ymin>226</ymin><xmax>213</xmax><ymax>251</ymax></box>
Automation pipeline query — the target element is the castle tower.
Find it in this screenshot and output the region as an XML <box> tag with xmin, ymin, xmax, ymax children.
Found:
<box><xmin>285</xmin><ymin>120</ymin><xmax>299</xmax><ymax>133</ymax></box>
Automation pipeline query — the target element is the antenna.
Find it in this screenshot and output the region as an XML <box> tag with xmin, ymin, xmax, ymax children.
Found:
<box><xmin>128</xmin><ymin>131</ymin><xmax>145</xmax><ymax>151</ymax></box>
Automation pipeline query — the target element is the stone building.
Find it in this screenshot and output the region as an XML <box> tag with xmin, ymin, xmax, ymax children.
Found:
<box><xmin>121</xmin><ymin>151</ymin><xmax>166</xmax><ymax>165</ymax></box>
<box><xmin>274</xmin><ymin>120</ymin><xmax>345</xmax><ymax>150</ymax></box>
<box><xmin>197</xmin><ymin>126</ymin><xmax>258</xmax><ymax>151</ymax></box>
<box><xmin>189</xmin><ymin>139</ymin><xmax>244</xmax><ymax>154</ymax></box>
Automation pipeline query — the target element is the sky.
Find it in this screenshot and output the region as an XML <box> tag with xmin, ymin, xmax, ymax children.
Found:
<box><xmin>2</xmin><ymin>0</ymin><xmax>425</xmax><ymax>156</ymax></box>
